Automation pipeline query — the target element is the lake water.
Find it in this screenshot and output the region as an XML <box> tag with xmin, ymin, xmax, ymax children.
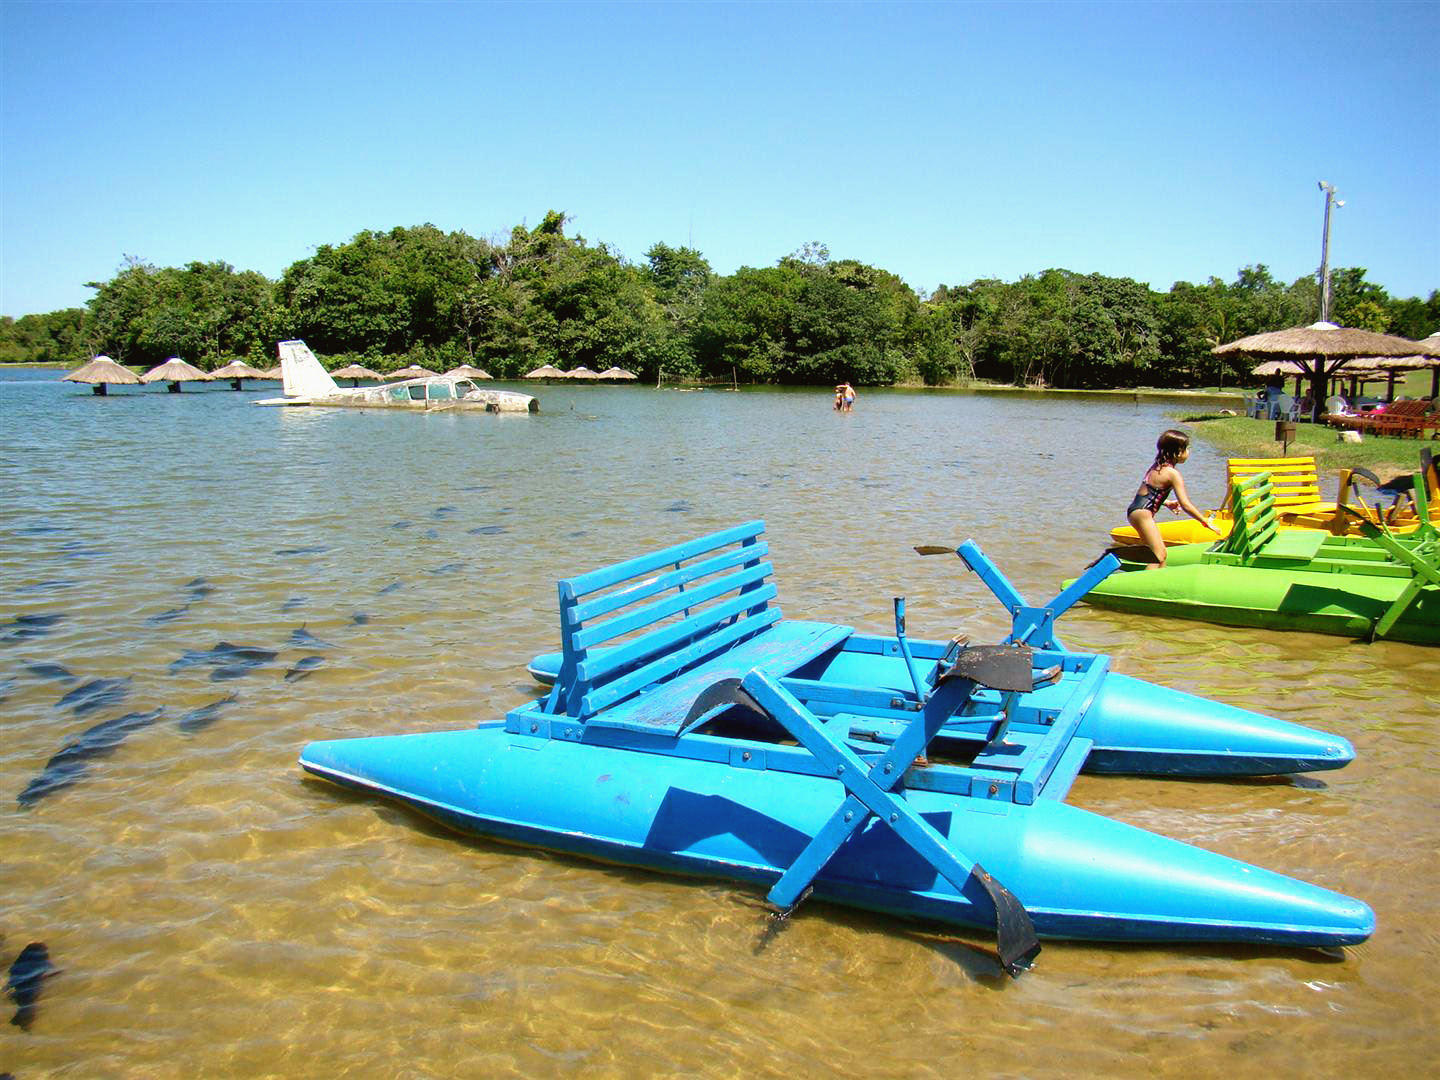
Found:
<box><xmin>2</xmin><ymin>370</ymin><xmax>1435</xmax><ymax>1078</ymax></box>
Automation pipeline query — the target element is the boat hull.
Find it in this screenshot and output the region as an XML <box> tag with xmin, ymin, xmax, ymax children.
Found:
<box><xmin>300</xmin><ymin>726</ymin><xmax>1373</xmax><ymax>947</ymax></box>
<box><xmin>1080</xmin><ymin>555</ymin><xmax>1439</xmax><ymax>645</ymax></box>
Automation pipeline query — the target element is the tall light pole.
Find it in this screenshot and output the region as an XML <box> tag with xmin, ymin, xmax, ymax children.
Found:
<box><xmin>1317</xmin><ymin>181</ymin><xmax>1344</xmax><ymax>323</ymax></box>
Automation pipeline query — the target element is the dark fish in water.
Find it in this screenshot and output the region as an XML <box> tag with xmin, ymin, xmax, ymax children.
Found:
<box><xmin>290</xmin><ymin>626</ymin><xmax>335</xmax><ymax>649</ymax></box>
<box><xmin>170</xmin><ymin>643</ymin><xmax>277</xmax><ymax>679</ymax></box>
<box><xmin>284</xmin><ymin>656</ymin><xmax>325</xmax><ymax>682</ymax></box>
<box><xmin>146</xmin><ymin>603</ymin><xmax>192</xmax><ymax>625</ymax></box>
<box><xmin>17</xmin><ymin>524</ymin><xmax>67</xmax><ymax>535</ymax></box>
<box><xmin>178</xmin><ymin>693</ymin><xmax>239</xmax><ymax>733</ymax></box>
<box><xmin>184</xmin><ymin>577</ymin><xmax>207</xmax><ymax>589</ymax></box>
<box><xmin>281</xmin><ymin>596</ymin><xmax>307</xmax><ymax>612</ymax></box>
<box><xmin>55</xmin><ymin>676</ymin><xmax>131</xmax><ymax>716</ymax></box>
<box><xmin>664</xmin><ymin>500</ymin><xmax>692</xmax><ymax>513</ymax></box>
<box><xmin>350</xmin><ymin>613</ymin><xmax>369</xmax><ymax>625</ymax></box>
<box><xmin>377</xmin><ymin>582</ymin><xmax>403</xmax><ymax>595</ymax></box>
<box><xmin>1</xmin><ymin>613</ymin><xmax>66</xmax><ymax>644</ymax></box>
<box><xmin>12</xmin><ymin>579</ymin><xmax>78</xmax><ymax>593</ymax></box>
<box><xmin>186</xmin><ymin>583</ymin><xmax>215</xmax><ymax>599</ymax></box>
<box><xmin>392</xmin><ymin>520</ymin><xmax>415</xmax><ymax>530</ymax></box>
<box><xmin>422</xmin><ymin>528</ymin><xmax>439</xmax><ymax>539</ymax></box>
<box><xmin>430</xmin><ymin>563</ymin><xmax>465</xmax><ymax>575</ymax></box>
<box><xmin>273</xmin><ymin>546</ymin><xmax>329</xmax><ymax>556</ymax></box>
<box><xmin>59</xmin><ymin>543</ymin><xmax>107</xmax><ymax>558</ymax></box>
<box><xmin>432</xmin><ymin>506</ymin><xmax>457</xmax><ymax>519</ymax></box>
<box><xmin>466</xmin><ymin>525</ymin><xmax>507</xmax><ymax>535</ymax></box>
<box><xmin>6</xmin><ymin>942</ymin><xmax>57</xmax><ymax>1030</ymax></box>
<box><xmin>19</xmin><ymin>707</ymin><xmax>165</xmax><ymax>806</ymax></box>
<box><xmin>25</xmin><ymin>662</ymin><xmax>75</xmax><ymax>683</ymax></box>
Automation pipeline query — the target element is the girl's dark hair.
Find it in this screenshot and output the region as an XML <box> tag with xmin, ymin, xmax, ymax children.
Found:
<box><xmin>1154</xmin><ymin>429</ymin><xmax>1190</xmax><ymax>466</ymax></box>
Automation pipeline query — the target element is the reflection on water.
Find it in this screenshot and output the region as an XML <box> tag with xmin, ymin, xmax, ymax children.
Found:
<box><xmin>2</xmin><ymin>370</ymin><xmax>1435</xmax><ymax>1075</ymax></box>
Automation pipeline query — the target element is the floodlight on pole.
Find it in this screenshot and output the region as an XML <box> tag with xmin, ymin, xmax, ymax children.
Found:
<box><xmin>1317</xmin><ymin>181</ymin><xmax>1342</xmax><ymax>323</ymax></box>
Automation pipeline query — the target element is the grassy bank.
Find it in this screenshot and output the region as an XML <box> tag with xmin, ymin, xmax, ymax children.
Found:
<box><xmin>1174</xmin><ymin>412</ymin><xmax>1433</xmax><ymax>480</ymax></box>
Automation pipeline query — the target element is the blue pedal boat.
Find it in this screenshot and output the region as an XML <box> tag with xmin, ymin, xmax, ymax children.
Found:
<box><xmin>300</xmin><ymin>521</ymin><xmax>1374</xmax><ymax>973</ymax></box>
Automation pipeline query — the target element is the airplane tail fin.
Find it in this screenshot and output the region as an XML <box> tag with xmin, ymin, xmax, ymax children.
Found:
<box><xmin>278</xmin><ymin>340</ymin><xmax>339</xmax><ymax>399</ymax></box>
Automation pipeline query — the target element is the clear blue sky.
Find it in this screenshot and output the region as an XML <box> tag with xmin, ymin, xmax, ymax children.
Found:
<box><xmin>2</xmin><ymin>0</ymin><xmax>1437</xmax><ymax>317</ymax></box>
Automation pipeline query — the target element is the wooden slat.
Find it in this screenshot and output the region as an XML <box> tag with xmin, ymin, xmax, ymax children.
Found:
<box><xmin>559</xmin><ymin>521</ymin><xmax>765</xmax><ymax>600</ymax></box>
<box><xmin>572</xmin><ymin>561</ymin><xmax>773</xmax><ymax>650</ymax></box>
<box><xmin>566</xmin><ymin>541</ymin><xmax>770</xmax><ymax>626</ymax></box>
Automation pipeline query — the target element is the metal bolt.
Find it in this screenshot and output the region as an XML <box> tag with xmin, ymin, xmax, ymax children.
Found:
<box><xmin>836</xmin><ymin>765</ymin><xmax>845</xmax><ymax>776</ymax></box>
<box><xmin>889</xmin><ymin>813</ymin><xmax>898</xmax><ymax>823</ymax></box>
<box><xmin>530</xmin><ymin>722</ymin><xmax>538</xmax><ymax>733</ymax></box>
<box><xmin>989</xmin><ymin>783</ymin><xmax>999</xmax><ymax>795</ymax></box>
<box><xmin>742</xmin><ymin>751</ymin><xmax>751</xmax><ymax>761</ymax></box>
<box><xmin>844</xmin><ymin>810</ymin><xmax>854</xmax><ymax>822</ymax></box>
<box><xmin>883</xmin><ymin>762</ymin><xmax>893</xmax><ymax>774</ymax></box>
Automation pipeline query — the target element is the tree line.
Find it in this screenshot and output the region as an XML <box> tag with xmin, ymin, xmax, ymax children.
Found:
<box><xmin>3</xmin><ymin>210</ymin><xmax>1437</xmax><ymax>389</ymax></box>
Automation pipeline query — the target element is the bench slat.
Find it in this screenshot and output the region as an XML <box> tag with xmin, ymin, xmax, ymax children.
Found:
<box><xmin>577</xmin><ymin>606</ymin><xmax>783</xmax><ymax>718</ymax></box>
<box><xmin>577</xmin><ymin>584</ymin><xmax>780</xmax><ymax>688</ymax></box>
<box><xmin>560</xmin><ymin>521</ymin><xmax>765</xmax><ymax>600</ymax></box>
<box><xmin>572</xmin><ymin>561</ymin><xmax>773</xmax><ymax>650</ymax></box>
<box><xmin>566</xmin><ymin>541</ymin><xmax>770</xmax><ymax>626</ymax></box>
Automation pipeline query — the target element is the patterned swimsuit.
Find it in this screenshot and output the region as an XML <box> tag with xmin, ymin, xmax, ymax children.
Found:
<box><xmin>1126</xmin><ymin>461</ymin><xmax>1172</xmax><ymax>516</ymax></box>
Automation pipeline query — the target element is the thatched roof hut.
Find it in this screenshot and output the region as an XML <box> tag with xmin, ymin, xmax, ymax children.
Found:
<box><xmin>62</xmin><ymin>355</ymin><xmax>140</xmax><ymax>395</ymax></box>
<box><xmin>331</xmin><ymin>363</ymin><xmax>384</xmax><ymax>387</ymax></box>
<box><xmin>564</xmin><ymin>366</ymin><xmax>602</xmax><ymax>380</ymax></box>
<box><xmin>524</xmin><ymin>364</ymin><xmax>566</xmax><ymax>379</ymax></box>
<box><xmin>258</xmin><ymin>366</ymin><xmax>282</xmax><ymax>379</ymax></box>
<box><xmin>140</xmin><ymin>357</ymin><xmax>212</xmax><ymax>392</ymax></box>
<box><xmin>1215</xmin><ymin>322</ymin><xmax>1431</xmax><ymax>420</ymax></box>
<box><xmin>598</xmin><ymin>367</ymin><xmax>638</xmax><ymax>381</ymax></box>
<box><xmin>210</xmin><ymin>360</ymin><xmax>270</xmax><ymax>390</ymax></box>
<box><xmin>388</xmin><ymin>364</ymin><xmax>439</xmax><ymax>380</ymax></box>
<box><xmin>444</xmin><ymin>364</ymin><xmax>494</xmax><ymax>380</ymax></box>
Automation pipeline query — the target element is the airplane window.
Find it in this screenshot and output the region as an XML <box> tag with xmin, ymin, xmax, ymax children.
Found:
<box><xmin>389</xmin><ymin>386</ymin><xmax>409</xmax><ymax>402</ymax></box>
<box><xmin>428</xmin><ymin>382</ymin><xmax>453</xmax><ymax>401</ymax></box>
<box><xmin>407</xmin><ymin>385</ymin><xmax>426</xmax><ymax>400</ymax></box>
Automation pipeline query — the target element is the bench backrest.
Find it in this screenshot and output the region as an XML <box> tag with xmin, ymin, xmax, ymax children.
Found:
<box><xmin>546</xmin><ymin>521</ymin><xmax>779</xmax><ymax>720</ymax></box>
<box><xmin>1218</xmin><ymin>472</ymin><xmax>1279</xmax><ymax>559</ymax></box>
<box><xmin>1225</xmin><ymin>456</ymin><xmax>1320</xmax><ymax>510</ymax></box>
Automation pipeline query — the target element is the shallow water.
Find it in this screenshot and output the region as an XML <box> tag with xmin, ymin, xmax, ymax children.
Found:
<box><xmin>2</xmin><ymin>371</ymin><xmax>1435</xmax><ymax>1077</ymax></box>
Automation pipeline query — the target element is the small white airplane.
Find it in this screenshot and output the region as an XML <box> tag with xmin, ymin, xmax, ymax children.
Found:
<box><xmin>255</xmin><ymin>340</ymin><xmax>538</xmax><ymax>413</ymax></box>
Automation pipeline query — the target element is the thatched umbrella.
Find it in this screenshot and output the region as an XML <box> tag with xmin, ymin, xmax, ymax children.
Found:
<box><xmin>140</xmin><ymin>357</ymin><xmax>212</xmax><ymax>393</ymax></box>
<box><xmin>1215</xmin><ymin>322</ymin><xmax>1428</xmax><ymax>422</ymax></box>
<box><xmin>564</xmin><ymin>366</ymin><xmax>602</xmax><ymax>380</ymax></box>
<box><xmin>387</xmin><ymin>364</ymin><xmax>439</xmax><ymax>381</ymax></box>
<box><xmin>209</xmin><ymin>359</ymin><xmax>270</xmax><ymax>391</ymax></box>
<box><xmin>1250</xmin><ymin>359</ymin><xmax>1307</xmax><ymax>397</ymax></box>
<box><xmin>598</xmin><ymin>366</ymin><xmax>638</xmax><ymax>381</ymax></box>
<box><xmin>444</xmin><ymin>364</ymin><xmax>493</xmax><ymax>380</ymax></box>
<box><xmin>61</xmin><ymin>355</ymin><xmax>140</xmax><ymax>396</ymax></box>
<box><xmin>524</xmin><ymin>364</ymin><xmax>565</xmax><ymax>379</ymax></box>
<box><xmin>331</xmin><ymin>363</ymin><xmax>384</xmax><ymax>387</ymax></box>
<box><xmin>258</xmin><ymin>366</ymin><xmax>282</xmax><ymax>380</ymax></box>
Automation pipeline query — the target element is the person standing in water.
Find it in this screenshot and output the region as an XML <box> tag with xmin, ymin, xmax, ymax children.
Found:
<box><xmin>1126</xmin><ymin>429</ymin><xmax>1219</xmax><ymax>567</ymax></box>
<box><xmin>835</xmin><ymin>382</ymin><xmax>855</xmax><ymax>411</ymax></box>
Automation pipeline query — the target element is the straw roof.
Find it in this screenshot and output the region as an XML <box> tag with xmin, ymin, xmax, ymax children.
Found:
<box><xmin>1214</xmin><ymin>322</ymin><xmax>1425</xmax><ymax>359</ymax></box>
<box><xmin>209</xmin><ymin>360</ymin><xmax>269</xmax><ymax>380</ymax></box>
<box><xmin>62</xmin><ymin>355</ymin><xmax>140</xmax><ymax>385</ymax></box>
<box><xmin>524</xmin><ymin>364</ymin><xmax>566</xmax><ymax>379</ymax></box>
<box><xmin>387</xmin><ymin>364</ymin><xmax>439</xmax><ymax>380</ymax></box>
<box><xmin>330</xmin><ymin>364</ymin><xmax>383</xmax><ymax>380</ymax></box>
<box><xmin>564</xmin><ymin>366</ymin><xmax>602</xmax><ymax>379</ymax></box>
<box><xmin>258</xmin><ymin>366</ymin><xmax>282</xmax><ymax>379</ymax></box>
<box><xmin>140</xmin><ymin>357</ymin><xmax>212</xmax><ymax>383</ymax></box>
<box><xmin>444</xmin><ymin>364</ymin><xmax>493</xmax><ymax>380</ymax></box>
<box><xmin>1250</xmin><ymin>360</ymin><xmax>1307</xmax><ymax>377</ymax></box>
<box><xmin>598</xmin><ymin>366</ymin><xmax>638</xmax><ymax>380</ymax></box>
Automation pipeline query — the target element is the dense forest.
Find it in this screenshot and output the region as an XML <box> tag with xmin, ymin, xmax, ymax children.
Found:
<box><xmin>3</xmin><ymin>210</ymin><xmax>1437</xmax><ymax>389</ymax></box>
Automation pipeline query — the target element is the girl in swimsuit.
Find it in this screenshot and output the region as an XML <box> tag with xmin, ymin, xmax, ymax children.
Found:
<box><xmin>1126</xmin><ymin>429</ymin><xmax>1219</xmax><ymax>568</ymax></box>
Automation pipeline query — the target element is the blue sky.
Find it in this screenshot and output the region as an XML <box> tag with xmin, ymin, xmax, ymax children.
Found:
<box><xmin>2</xmin><ymin>0</ymin><xmax>1437</xmax><ymax>317</ymax></box>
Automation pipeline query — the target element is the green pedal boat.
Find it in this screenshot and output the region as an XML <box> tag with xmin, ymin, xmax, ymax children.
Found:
<box><xmin>1083</xmin><ymin>469</ymin><xmax>1440</xmax><ymax>645</ymax></box>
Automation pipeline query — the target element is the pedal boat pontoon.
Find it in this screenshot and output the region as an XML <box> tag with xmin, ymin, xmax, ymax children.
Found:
<box><xmin>1091</xmin><ymin>469</ymin><xmax>1439</xmax><ymax>645</ymax></box>
<box><xmin>300</xmin><ymin>523</ymin><xmax>1373</xmax><ymax>974</ymax></box>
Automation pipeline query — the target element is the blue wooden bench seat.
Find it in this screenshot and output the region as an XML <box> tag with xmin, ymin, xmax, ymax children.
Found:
<box><xmin>542</xmin><ymin>520</ymin><xmax>853</xmax><ymax>733</ymax></box>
